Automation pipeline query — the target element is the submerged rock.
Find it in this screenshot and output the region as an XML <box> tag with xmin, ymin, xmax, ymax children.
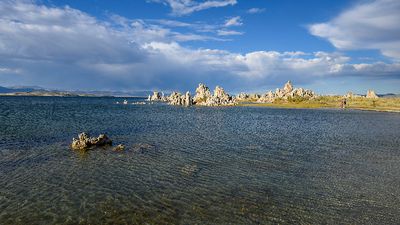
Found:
<box><xmin>132</xmin><ymin>102</ymin><xmax>146</xmax><ymax>105</ymax></box>
<box><xmin>113</xmin><ymin>144</ymin><xmax>125</xmax><ymax>151</ymax></box>
<box><xmin>132</xmin><ymin>143</ymin><xmax>156</xmax><ymax>153</ymax></box>
<box><xmin>71</xmin><ymin>133</ymin><xmax>112</xmax><ymax>151</ymax></box>
<box><xmin>366</xmin><ymin>90</ymin><xmax>379</xmax><ymax>99</ymax></box>
<box><xmin>181</xmin><ymin>164</ymin><xmax>199</xmax><ymax>176</ymax></box>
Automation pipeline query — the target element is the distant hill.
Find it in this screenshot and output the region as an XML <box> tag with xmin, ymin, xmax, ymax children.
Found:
<box><xmin>0</xmin><ymin>85</ymin><xmax>151</xmax><ymax>97</ymax></box>
<box><xmin>0</xmin><ymin>86</ymin><xmax>45</xmax><ymax>93</ymax></box>
<box><xmin>77</xmin><ymin>90</ymin><xmax>152</xmax><ymax>97</ymax></box>
<box><xmin>379</xmin><ymin>93</ymin><xmax>400</xmax><ymax>98</ymax></box>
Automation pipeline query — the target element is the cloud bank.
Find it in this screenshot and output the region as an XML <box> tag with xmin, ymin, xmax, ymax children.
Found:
<box><xmin>309</xmin><ymin>0</ymin><xmax>400</xmax><ymax>60</ymax></box>
<box><xmin>0</xmin><ymin>0</ymin><xmax>399</xmax><ymax>93</ymax></box>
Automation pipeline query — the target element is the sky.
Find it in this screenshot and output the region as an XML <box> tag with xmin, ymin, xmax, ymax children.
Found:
<box><xmin>0</xmin><ymin>0</ymin><xmax>399</xmax><ymax>94</ymax></box>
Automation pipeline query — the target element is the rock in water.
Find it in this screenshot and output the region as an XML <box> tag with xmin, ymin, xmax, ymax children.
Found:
<box><xmin>168</xmin><ymin>91</ymin><xmax>183</xmax><ymax>105</ymax></box>
<box><xmin>168</xmin><ymin>91</ymin><xmax>193</xmax><ymax>106</ymax></box>
<box><xmin>366</xmin><ymin>90</ymin><xmax>379</xmax><ymax>99</ymax></box>
<box><xmin>150</xmin><ymin>91</ymin><xmax>161</xmax><ymax>101</ymax></box>
<box><xmin>113</xmin><ymin>144</ymin><xmax>125</xmax><ymax>151</ymax></box>
<box><xmin>193</xmin><ymin>83</ymin><xmax>212</xmax><ymax>104</ymax></box>
<box><xmin>71</xmin><ymin>133</ymin><xmax>112</xmax><ymax>151</ymax></box>
<box><xmin>208</xmin><ymin>86</ymin><xmax>235</xmax><ymax>106</ymax></box>
<box><xmin>132</xmin><ymin>143</ymin><xmax>156</xmax><ymax>153</ymax></box>
<box><xmin>167</xmin><ymin>83</ymin><xmax>235</xmax><ymax>106</ymax></box>
<box><xmin>181</xmin><ymin>164</ymin><xmax>199</xmax><ymax>176</ymax></box>
<box><xmin>185</xmin><ymin>91</ymin><xmax>193</xmax><ymax>106</ymax></box>
<box><xmin>193</xmin><ymin>84</ymin><xmax>235</xmax><ymax>106</ymax></box>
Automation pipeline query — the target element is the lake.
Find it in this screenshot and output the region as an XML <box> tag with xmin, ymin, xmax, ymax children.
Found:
<box><xmin>0</xmin><ymin>96</ymin><xmax>399</xmax><ymax>224</ymax></box>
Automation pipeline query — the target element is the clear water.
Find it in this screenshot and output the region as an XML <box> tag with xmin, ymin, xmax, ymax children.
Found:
<box><xmin>0</xmin><ymin>96</ymin><xmax>399</xmax><ymax>224</ymax></box>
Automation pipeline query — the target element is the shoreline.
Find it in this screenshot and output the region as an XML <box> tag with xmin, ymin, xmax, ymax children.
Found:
<box><xmin>238</xmin><ymin>102</ymin><xmax>400</xmax><ymax>113</ymax></box>
<box><xmin>1</xmin><ymin>94</ymin><xmax>399</xmax><ymax>113</ymax></box>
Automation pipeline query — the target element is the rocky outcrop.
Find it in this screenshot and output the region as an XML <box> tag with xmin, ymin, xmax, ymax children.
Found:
<box><xmin>257</xmin><ymin>91</ymin><xmax>275</xmax><ymax>103</ymax></box>
<box><xmin>236</xmin><ymin>93</ymin><xmax>261</xmax><ymax>101</ymax></box>
<box><xmin>366</xmin><ymin>90</ymin><xmax>379</xmax><ymax>99</ymax></box>
<box><xmin>258</xmin><ymin>81</ymin><xmax>316</xmax><ymax>103</ymax></box>
<box><xmin>184</xmin><ymin>91</ymin><xmax>193</xmax><ymax>106</ymax></box>
<box><xmin>168</xmin><ymin>83</ymin><xmax>234</xmax><ymax>106</ymax></box>
<box><xmin>206</xmin><ymin>86</ymin><xmax>235</xmax><ymax>106</ymax></box>
<box><xmin>193</xmin><ymin>83</ymin><xmax>212</xmax><ymax>104</ymax></box>
<box><xmin>236</xmin><ymin>92</ymin><xmax>249</xmax><ymax>101</ymax></box>
<box><xmin>193</xmin><ymin>84</ymin><xmax>235</xmax><ymax>106</ymax></box>
<box><xmin>71</xmin><ymin>133</ymin><xmax>112</xmax><ymax>151</ymax></box>
<box><xmin>148</xmin><ymin>91</ymin><xmax>167</xmax><ymax>101</ymax></box>
<box><xmin>168</xmin><ymin>91</ymin><xmax>193</xmax><ymax>106</ymax></box>
<box><xmin>283</xmin><ymin>80</ymin><xmax>294</xmax><ymax>93</ymax></box>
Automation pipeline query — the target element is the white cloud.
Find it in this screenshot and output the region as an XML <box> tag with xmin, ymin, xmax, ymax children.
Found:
<box><xmin>0</xmin><ymin>0</ymin><xmax>399</xmax><ymax>92</ymax></box>
<box><xmin>224</xmin><ymin>16</ymin><xmax>242</xmax><ymax>27</ymax></box>
<box><xmin>0</xmin><ymin>67</ymin><xmax>21</xmax><ymax>74</ymax></box>
<box><xmin>217</xmin><ymin>30</ymin><xmax>243</xmax><ymax>36</ymax></box>
<box><xmin>149</xmin><ymin>0</ymin><xmax>237</xmax><ymax>16</ymax></box>
<box><xmin>309</xmin><ymin>0</ymin><xmax>400</xmax><ymax>59</ymax></box>
<box><xmin>247</xmin><ymin>8</ymin><xmax>265</xmax><ymax>14</ymax></box>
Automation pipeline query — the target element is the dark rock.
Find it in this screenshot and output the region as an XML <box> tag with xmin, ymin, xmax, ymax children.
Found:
<box><xmin>71</xmin><ymin>132</ymin><xmax>112</xmax><ymax>151</ymax></box>
<box><xmin>132</xmin><ymin>143</ymin><xmax>156</xmax><ymax>153</ymax></box>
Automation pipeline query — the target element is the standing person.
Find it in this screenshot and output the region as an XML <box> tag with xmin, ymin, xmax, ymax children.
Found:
<box><xmin>341</xmin><ymin>98</ymin><xmax>347</xmax><ymax>109</ymax></box>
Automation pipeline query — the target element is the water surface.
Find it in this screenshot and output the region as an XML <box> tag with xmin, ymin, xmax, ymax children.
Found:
<box><xmin>0</xmin><ymin>96</ymin><xmax>399</xmax><ymax>224</ymax></box>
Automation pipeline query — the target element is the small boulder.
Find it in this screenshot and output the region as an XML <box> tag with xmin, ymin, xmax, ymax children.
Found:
<box><xmin>71</xmin><ymin>133</ymin><xmax>112</xmax><ymax>151</ymax></box>
<box><xmin>113</xmin><ymin>144</ymin><xmax>125</xmax><ymax>151</ymax></box>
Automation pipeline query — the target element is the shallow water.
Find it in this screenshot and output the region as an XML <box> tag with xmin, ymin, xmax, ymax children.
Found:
<box><xmin>0</xmin><ymin>96</ymin><xmax>399</xmax><ymax>224</ymax></box>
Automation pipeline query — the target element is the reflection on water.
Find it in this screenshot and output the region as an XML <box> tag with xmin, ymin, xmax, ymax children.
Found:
<box><xmin>0</xmin><ymin>96</ymin><xmax>399</xmax><ymax>224</ymax></box>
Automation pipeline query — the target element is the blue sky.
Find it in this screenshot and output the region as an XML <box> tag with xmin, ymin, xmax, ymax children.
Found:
<box><xmin>0</xmin><ymin>0</ymin><xmax>399</xmax><ymax>94</ymax></box>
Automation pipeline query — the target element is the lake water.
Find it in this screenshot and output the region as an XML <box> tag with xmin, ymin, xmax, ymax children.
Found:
<box><xmin>0</xmin><ymin>96</ymin><xmax>399</xmax><ymax>224</ymax></box>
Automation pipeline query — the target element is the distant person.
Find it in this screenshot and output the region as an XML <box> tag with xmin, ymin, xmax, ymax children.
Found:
<box><xmin>341</xmin><ymin>98</ymin><xmax>347</xmax><ymax>109</ymax></box>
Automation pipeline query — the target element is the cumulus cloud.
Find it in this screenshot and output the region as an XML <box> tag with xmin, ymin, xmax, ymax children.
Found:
<box><xmin>0</xmin><ymin>0</ymin><xmax>399</xmax><ymax>93</ymax></box>
<box><xmin>149</xmin><ymin>0</ymin><xmax>237</xmax><ymax>16</ymax></box>
<box><xmin>309</xmin><ymin>0</ymin><xmax>400</xmax><ymax>59</ymax></box>
<box><xmin>247</xmin><ymin>8</ymin><xmax>265</xmax><ymax>14</ymax></box>
<box><xmin>224</xmin><ymin>16</ymin><xmax>242</xmax><ymax>27</ymax></box>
